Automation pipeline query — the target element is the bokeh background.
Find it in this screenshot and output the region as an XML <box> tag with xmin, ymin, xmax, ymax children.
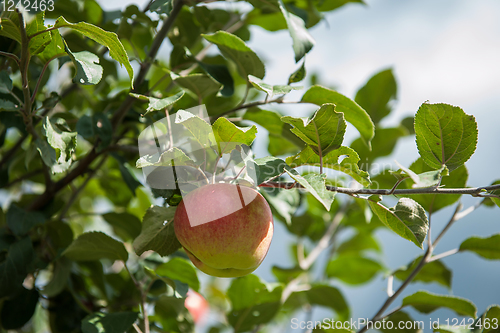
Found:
<box><xmin>64</xmin><ymin>0</ymin><xmax>500</xmax><ymax>330</ymax></box>
<box><xmin>4</xmin><ymin>0</ymin><xmax>500</xmax><ymax>331</ymax></box>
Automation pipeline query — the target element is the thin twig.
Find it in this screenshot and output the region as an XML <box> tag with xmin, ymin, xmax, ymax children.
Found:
<box><xmin>259</xmin><ymin>181</ymin><xmax>500</xmax><ymax>197</ymax></box>
<box><xmin>358</xmin><ymin>248</ymin><xmax>432</xmax><ymax>333</ymax></box>
<box><xmin>0</xmin><ymin>51</ymin><xmax>20</xmax><ymax>65</ymax></box>
<box><xmin>432</xmin><ymin>202</ymin><xmax>463</xmax><ymax>248</ymax></box>
<box><xmin>0</xmin><ymin>168</ymin><xmax>43</xmax><ymax>189</ymax></box>
<box><xmin>30</xmin><ymin>53</ymin><xmax>65</xmax><ymax>104</ymax></box>
<box><xmin>299</xmin><ymin>206</ymin><xmax>346</xmax><ymax>270</ymax></box>
<box><xmin>428</xmin><ymin>248</ymin><xmax>459</xmax><ymax>262</ymax></box>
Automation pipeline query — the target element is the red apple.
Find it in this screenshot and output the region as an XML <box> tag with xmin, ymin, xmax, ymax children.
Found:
<box><xmin>184</xmin><ymin>290</ymin><xmax>209</xmax><ymax>323</ymax></box>
<box><xmin>173</xmin><ymin>183</ymin><xmax>274</xmax><ymax>278</ymax></box>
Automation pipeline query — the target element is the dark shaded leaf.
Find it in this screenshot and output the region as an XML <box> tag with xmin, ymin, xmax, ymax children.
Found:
<box><xmin>203</xmin><ymin>31</ymin><xmax>265</xmax><ymax>80</ymax></box>
<box><xmin>62</xmin><ymin>231</ymin><xmax>128</xmax><ymax>262</ymax></box>
<box><xmin>6</xmin><ymin>204</ymin><xmax>45</xmax><ymax>236</ymax></box>
<box><xmin>133</xmin><ymin>206</ymin><xmax>181</xmax><ymax>256</ymax></box>
<box><xmin>81</xmin><ymin>312</ymin><xmax>139</xmax><ymax>333</ymax></box>
<box><xmin>0</xmin><ymin>287</ymin><xmax>39</xmax><ymax>329</ymax></box>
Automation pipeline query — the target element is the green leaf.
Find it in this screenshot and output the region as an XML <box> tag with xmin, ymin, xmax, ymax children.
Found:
<box><xmin>227</xmin><ymin>274</ymin><xmax>283</xmax><ymax>332</ymax></box>
<box><xmin>285</xmin><ymin>170</ymin><xmax>335</xmax><ymax>211</ymax></box>
<box><xmin>337</xmin><ymin>232</ymin><xmax>381</xmax><ymax>254</ymax></box>
<box><xmin>26</xmin><ymin>12</ymin><xmax>52</xmax><ymax>55</ymax></box>
<box><xmin>278</xmin><ymin>0</ymin><xmax>315</xmax><ymax>62</ymax></box>
<box><xmin>174</xmin><ymin>74</ymin><xmax>222</xmax><ymax>99</ymax></box>
<box><xmin>133</xmin><ymin>206</ymin><xmax>181</xmax><ymax>256</ymax></box>
<box><xmin>248</xmin><ymin>156</ymin><xmax>290</xmax><ymax>185</ymax></box>
<box><xmin>64</xmin><ymin>42</ymin><xmax>103</xmax><ymax>85</ymax></box>
<box><xmin>41</xmin><ymin>257</ymin><xmax>72</xmax><ymax>297</ymax></box>
<box><xmin>303</xmin><ymin>284</ymin><xmax>350</xmax><ymax>320</ymax></box>
<box><xmin>395</xmin><ymin>160</ymin><xmax>448</xmax><ymax>188</ymax></box>
<box><xmin>351</xmin><ymin>126</ymin><xmax>409</xmax><ymax>169</ymax></box>
<box><xmin>197</xmin><ymin>61</ymin><xmax>234</xmax><ymax>97</ymax></box>
<box><xmin>262</xmin><ymin>187</ymin><xmax>300</xmax><ymax>225</ymax></box>
<box><xmin>62</xmin><ymin>231</ymin><xmax>128</xmax><ymax>262</ymax></box>
<box><xmin>0</xmin><ymin>237</ymin><xmax>34</xmax><ymax>299</ymax></box>
<box><xmin>0</xmin><ymin>17</ymin><xmax>22</xmax><ymax>43</ymax></box>
<box><xmin>288</xmin><ymin>61</ymin><xmax>306</xmax><ymax>84</ymax></box>
<box><xmin>326</xmin><ymin>255</ymin><xmax>383</xmax><ymax>285</ymax></box>
<box><xmin>37</xmin><ymin>29</ymin><xmax>65</xmax><ymax>63</ymax></box>
<box><xmin>136</xmin><ymin>147</ymin><xmax>196</xmax><ymax>168</ymax></box>
<box><xmin>281</xmin><ymin>103</ymin><xmax>346</xmax><ymax>156</ymax></box>
<box><xmin>175</xmin><ymin>109</ymin><xmax>216</xmax><ymax>148</ymax></box>
<box><xmin>243</xmin><ymin>107</ymin><xmax>304</xmax><ymax>155</ymax></box>
<box><xmin>102</xmin><ymin>212</ymin><xmax>142</xmax><ymax>242</ymax></box>
<box><xmin>286</xmin><ymin>146</ymin><xmax>371</xmax><ymax>186</ymax></box>
<box><xmin>433</xmin><ymin>325</ymin><xmax>471</xmax><ymax>333</ymax></box>
<box><xmin>248</xmin><ymin>75</ymin><xmax>302</xmax><ymax>98</ymax></box>
<box><xmin>0</xmin><ymin>99</ymin><xmax>20</xmax><ymax>111</ymax></box>
<box><xmin>405</xmin><ymin>158</ymin><xmax>468</xmax><ymax>212</ymax></box>
<box><xmin>271</xmin><ymin>265</ymin><xmax>303</xmax><ymax>284</ymax></box>
<box><xmin>0</xmin><ymin>70</ymin><xmax>13</xmax><ymax>94</ymax></box>
<box><xmin>6</xmin><ymin>204</ymin><xmax>46</xmax><ymax>236</ymax></box>
<box><xmin>355</xmin><ymin>68</ymin><xmax>397</xmax><ymax>124</ymax></box>
<box><xmin>37</xmin><ymin>117</ymin><xmax>77</xmax><ymax>174</ymax></box>
<box><xmin>130</xmin><ymin>90</ymin><xmax>185</xmax><ymax>115</ymax></box>
<box><xmin>212</xmin><ymin>117</ymin><xmax>257</xmax><ymax>155</ymax></box>
<box><xmin>76</xmin><ymin>113</ymin><xmax>113</xmax><ymax>148</ymax></box>
<box><xmin>112</xmin><ymin>153</ymin><xmax>142</xmax><ymax>196</ymax></box>
<box><xmin>156</xmin><ymin>257</ymin><xmax>200</xmax><ymax>292</ymax></box>
<box><xmin>394</xmin><ymin>256</ymin><xmax>452</xmax><ymax>288</ymax></box>
<box><xmin>483</xmin><ymin>179</ymin><xmax>500</xmax><ymax>207</ymax></box>
<box><xmin>402</xmin><ymin>291</ymin><xmax>477</xmax><ymax>318</ymax></box>
<box><xmin>415</xmin><ymin>103</ymin><xmax>478</xmax><ymax>171</ymax></box>
<box><xmin>381</xmin><ymin>311</ymin><xmax>424</xmax><ymax>333</ymax></box>
<box><xmin>81</xmin><ymin>312</ymin><xmax>139</xmax><ymax>333</ymax></box>
<box><xmin>53</xmin><ymin>16</ymin><xmax>134</xmax><ymax>88</ymax></box>
<box><xmin>459</xmin><ymin>234</ymin><xmax>500</xmax><ymax>260</ymax></box>
<box><xmin>368</xmin><ymin>197</ymin><xmax>429</xmax><ymax>248</ymax></box>
<box><xmin>0</xmin><ymin>287</ymin><xmax>39</xmax><ymax>329</ymax></box>
<box><xmin>203</xmin><ymin>31</ymin><xmax>265</xmax><ymax>80</ymax></box>
<box><xmin>477</xmin><ymin>305</ymin><xmax>500</xmax><ymax>333</ymax></box>
<box><xmin>302</xmin><ymin>85</ymin><xmax>374</xmax><ymax>148</ymax></box>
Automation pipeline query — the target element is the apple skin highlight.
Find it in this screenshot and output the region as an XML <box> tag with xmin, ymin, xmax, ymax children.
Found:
<box><xmin>174</xmin><ymin>183</ymin><xmax>274</xmax><ymax>278</ymax></box>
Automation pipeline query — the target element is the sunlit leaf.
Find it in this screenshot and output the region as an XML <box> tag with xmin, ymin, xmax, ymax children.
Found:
<box><xmin>302</xmin><ymin>85</ymin><xmax>374</xmax><ymax>148</ymax></box>
<box><xmin>459</xmin><ymin>234</ymin><xmax>500</xmax><ymax>260</ymax></box>
<box><xmin>368</xmin><ymin>197</ymin><xmax>429</xmax><ymax>248</ymax></box>
<box><xmin>281</xmin><ymin>103</ymin><xmax>346</xmax><ymax>156</ymax></box>
<box><xmin>402</xmin><ymin>291</ymin><xmax>477</xmax><ymax>318</ymax></box>
<box><xmin>415</xmin><ymin>103</ymin><xmax>478</xmax><ymax>171</ymax></box>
